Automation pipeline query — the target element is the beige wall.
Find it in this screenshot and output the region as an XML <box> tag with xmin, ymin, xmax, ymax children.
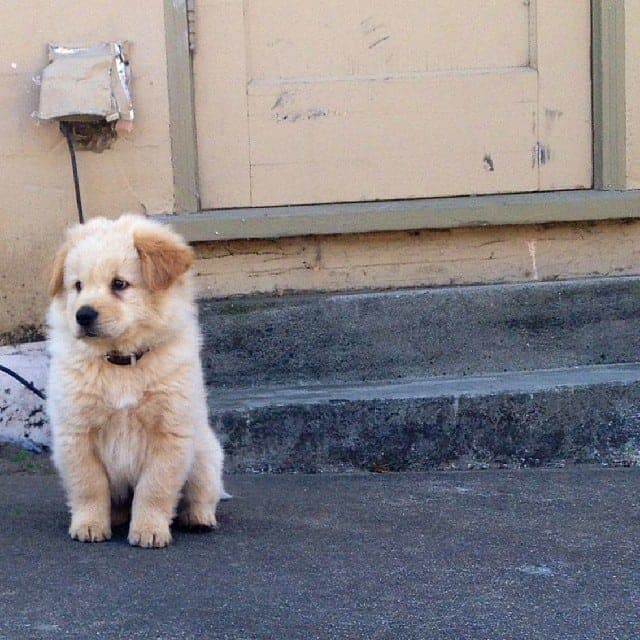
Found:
<box><xmin>193</xmin><ymin>220</ymin><xmax>640</xmax><ymax>299</ymax></box>
<box><xmin>0</xmin><ymin>0</ymin><xmax>174</xmax><ymax>335</ymax></box>
<box><xmin>3</xmin><ymin>2</ymin><xmax>640</xmax><ymax>342</ymax></box>
<box><xmin>627</xmin><ymin>0</ymin><xmax>640</xmax><ymax>187</ymax></box>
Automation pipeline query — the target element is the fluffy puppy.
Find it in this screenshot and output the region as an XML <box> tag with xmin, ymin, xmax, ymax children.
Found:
<box><xmin>47</xmin><ymin>214</ymin><xmax>225</xmax><ymax>548</ymax></box>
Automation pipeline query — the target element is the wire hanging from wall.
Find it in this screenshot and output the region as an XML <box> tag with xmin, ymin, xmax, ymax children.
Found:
<box><xmin>60</xmin><ymin>122</ymin><xmax>84</xmax><ymax>225</ymax></box>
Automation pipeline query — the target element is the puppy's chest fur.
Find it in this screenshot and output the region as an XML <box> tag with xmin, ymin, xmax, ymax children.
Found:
<box><xmin>104</xmin><ymin>383</ymin><xmax>142</xmax><ymax>411</ymax></box>
<box><xmin>97</xmin><ymin>414</ymin><xmax>153</xmax><ymax>502</ymax></box>
<box><xmin>86</xmin><ymin>372</ymin><xmax>168</xmax><ymax>497</ymax></box>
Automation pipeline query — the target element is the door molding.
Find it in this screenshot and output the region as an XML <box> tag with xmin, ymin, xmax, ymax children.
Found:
<box><xmin>159</xmin><ymin>190</ymin><xmax>640</xmax><ymax>241</ymax></box>
<box><xmin>164</xmin><ymin>0</ymin><xmax>199</xmax><ymax>212</ymax></box>
<box><xmin>592</xmin><ymin>0</ymin><xmax>626</xmax><ymax>190</ymax></box>
<box><xmin>163</xmin><ymin>1</ymin><xmax>635</xmax><ymax>241</ymax></box>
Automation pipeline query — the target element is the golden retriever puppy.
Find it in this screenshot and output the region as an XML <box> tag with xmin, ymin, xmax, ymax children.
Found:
<box><xmin>46</xmin><ymin>214</ymin><xmax>225</xmax><ymax>548</ymax></box>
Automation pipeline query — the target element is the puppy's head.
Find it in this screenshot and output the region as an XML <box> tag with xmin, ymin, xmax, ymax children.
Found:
<box><xmin>48</xmin><ymin>215</ymin><xmax>194</xmax><ymax>347</ymax></box>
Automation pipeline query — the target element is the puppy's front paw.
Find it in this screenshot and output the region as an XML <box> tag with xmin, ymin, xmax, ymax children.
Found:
<box><xmin>69</xmin><ymin>518</ymin><xmax>111</xmax><ymax>543</ymax></box>
<box><xmin>128</xmin><ymin>522</ymin><xmax>172</xmax><ymax>548</ymax></box>
<box><xmin>178</xmin><ymin>505</ymin><xmax>218</xmax><ymax>531</ymax></box>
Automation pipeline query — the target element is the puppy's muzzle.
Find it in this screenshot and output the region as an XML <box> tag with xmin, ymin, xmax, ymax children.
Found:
<box><xmin>76</xmin><ymin>306</ymin><xmax>99</xmax><ymax>336</ymax></box>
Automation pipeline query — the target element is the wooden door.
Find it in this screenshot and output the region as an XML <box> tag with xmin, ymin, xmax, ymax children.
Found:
<box><xmin>194</xmin><ymin>1</ymin><xmax>592</xmax><ymax>208</ymax></box>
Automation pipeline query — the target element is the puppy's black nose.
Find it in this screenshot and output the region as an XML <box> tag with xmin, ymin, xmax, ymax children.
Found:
<box><xmin>76</xmin><ymin>306</ymin><xmax>98</xmax><ymax>327</ymax></box>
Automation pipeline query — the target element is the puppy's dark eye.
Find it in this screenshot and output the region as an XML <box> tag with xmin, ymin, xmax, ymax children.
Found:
<box><xmin>111</xmin><ymin>278</ymin><xmax>129</xmax><ymax>292</ymax></box>
<box><xmin>74</xmin><ymin>281</ymin><xmax>82</xmax><ymax>292</ymax></box>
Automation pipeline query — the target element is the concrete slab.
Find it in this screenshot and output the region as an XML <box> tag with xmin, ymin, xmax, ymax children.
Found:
<box><xmin>214</xmin><ymin>363</ymin><xmax>640</xmax><ymax>472</ymax></box>
<box><xmin>0</xmin><ymin>342</ymin><xmax>48</xmax><ymax>449</ymax></box>
<box><xmin>200</xmin><ymin>277</ymin><xmax>640</xmax><ymax>388</ymax></box>
<box><xmin>4</xmin><ymin>278</ymin><xmax>640</xmax><ymax>471</ymax></box>
<box><xmin>1</xmin><ymin>467</ymin><xmax>640</xmax><ymax>639</ymax></box>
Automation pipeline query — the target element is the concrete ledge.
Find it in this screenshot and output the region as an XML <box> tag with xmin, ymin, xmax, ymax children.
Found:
<box><xmin>213</xmin><ymin>363</ymin><xmax>640</xmax><ymax>472</ymax></box>
<box><xmin>200</xmin><ymin>277</ymin><xmax>640</xmax><ymax>388</ymax></box>
<box><xmin>5</xmin><ymin>279</ymin><xmax>640</xmax><ymax>471</ymax></box>
<box><xmin>210</xmin><ymin>363</ymin><xmax>640</xmax><ymax>411</ymax></box>
<box><xmin>4</xmin><ymin>344</ymin><xmax>640</xmax><ymax>472</ymax></box>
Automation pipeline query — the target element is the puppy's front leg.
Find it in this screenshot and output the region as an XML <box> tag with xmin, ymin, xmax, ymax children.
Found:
<box><xmin>129</xmin><ymin>432</ymin><xmax>192</xmax><ymax>548</ymax></box>
<box><xmin>56</xmin><ymin>432</ymin><xmax>112</xmax><ymax>543</ymax></box>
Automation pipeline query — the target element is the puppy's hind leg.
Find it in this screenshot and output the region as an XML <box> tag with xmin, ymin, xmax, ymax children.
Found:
<box><xmin>178</xmin><ymin>427</ymin><xmax>224</xmax><ymax>530</ymax></box>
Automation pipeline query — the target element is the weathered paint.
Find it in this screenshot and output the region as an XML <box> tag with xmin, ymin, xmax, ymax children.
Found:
<box><xmin>5</xmin><ymin>217</ymin><xmax>640</xmax><ymax>339</ymax></box>
<box><xmin>194</xmin><ymin>0</ymin><xmax>591</xmax><ymax>208</ymax></box>
<box><xmin>191</xmin><ymin>219</ymin><xmax>640</xmax><ymax>299</ymax></box>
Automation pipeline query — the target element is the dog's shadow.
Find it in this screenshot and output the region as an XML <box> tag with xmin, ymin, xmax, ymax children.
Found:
<box><xmin>107</xmin><ymin>509</ymin><xmax>232</xmax><ymax>546</ymax></box>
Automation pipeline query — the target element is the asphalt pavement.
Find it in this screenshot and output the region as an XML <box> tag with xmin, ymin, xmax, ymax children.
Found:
<box><xmin>1</xmin><ymin>460</ymin><xmax>640</xmax><ymax>639</ymax></box>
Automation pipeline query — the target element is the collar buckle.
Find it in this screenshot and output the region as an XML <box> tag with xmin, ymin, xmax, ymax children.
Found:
<box><xmin>104</xmin><ymin>349</ymin><xmax>148</xmax><ymax>366</ymax></box>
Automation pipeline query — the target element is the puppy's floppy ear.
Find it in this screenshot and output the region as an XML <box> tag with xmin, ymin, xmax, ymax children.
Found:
<box><xmin>48</xmin><ymin>243</ymin><xmax>69</xmax><ymax>297</ymax></box>
<box><xmin>134</xmin><ymin>226</ymin><xmax>194</xmax><ymax>292</ymax></box>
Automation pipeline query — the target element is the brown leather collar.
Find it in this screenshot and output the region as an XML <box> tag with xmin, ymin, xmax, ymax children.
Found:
<box><xmin>104</xmin><ymin>349</ymin><xmax>149</xmax><ymax>366</ymax></box>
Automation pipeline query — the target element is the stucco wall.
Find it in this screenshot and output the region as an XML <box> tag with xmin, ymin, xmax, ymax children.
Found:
<box><xmin>191</xmin><ymin>220</ymin><xmax>640</xmax><ymax>300</ymax></box>
<box><xmin>626</xmin><ymin>0</ymin><xmax>640</xmax><ymax>188</ymax></box>
<box><xmin>3</xmin><ymin>2</ymin><xmax>640</xmax><ymax>342</ymax></box>
<box><xmin>0</xmin><ymin>1</ymin><xmax>173</xmax><ymax>335</ymax></box>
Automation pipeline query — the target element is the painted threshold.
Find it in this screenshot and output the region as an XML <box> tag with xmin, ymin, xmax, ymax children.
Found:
<box><xmin>159</xmin><ymin>189</ymin><xmax>640</xmax><ymax>242</ymax></box>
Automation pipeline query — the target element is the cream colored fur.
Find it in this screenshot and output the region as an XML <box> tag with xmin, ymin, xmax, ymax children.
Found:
<box><xmin>46</xmin><ymin>214</ymin><xmax>225</xmax><ymax>548</ymax></box>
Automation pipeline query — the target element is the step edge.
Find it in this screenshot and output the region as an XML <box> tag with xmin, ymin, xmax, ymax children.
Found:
<box><xmin>209</xmin><ymin>362</ymin><xmax>640</xmax><ymax>413</ymax></box>
<box><xmin>201</xmin><ymin>274</ymin><xmax>640</xmax><ymax>309</ymax></box>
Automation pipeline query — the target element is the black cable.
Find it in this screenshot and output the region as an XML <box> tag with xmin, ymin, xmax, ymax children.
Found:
<box><xmin>60</xmin><ymin>121</ymin><xmax>84</xmax><ymax>224</ymax></box>
<box><xmin>0</xmin><ymin>365</ymin><xmax>46</xmax><ymax>400</ymax></box>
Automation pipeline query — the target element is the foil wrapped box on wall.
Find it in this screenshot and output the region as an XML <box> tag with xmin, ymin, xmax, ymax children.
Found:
<box><xmin>37</xmin><ymin>42</ymin><xmax>133</xmax><ymax>124</ymax></box>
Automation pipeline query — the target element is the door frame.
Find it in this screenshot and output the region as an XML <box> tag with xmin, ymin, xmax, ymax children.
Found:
<box><xmin>164</xmin><ymin>0</ymin><xmax>199</xmax><ymax>213</ymax></box>
<box><xmin>163</xmin><ymin>0</ymin><xmax>635</xmax><ymax>240</ymax></box>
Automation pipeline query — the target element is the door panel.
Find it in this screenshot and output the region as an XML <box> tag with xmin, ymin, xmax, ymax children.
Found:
<box><xmin>248</xmin><ymin>0</ymin><xmax>531</xmax><ymax>78</ymax></box>
<box><xmin>194</xmin><ymin>1</ymin><xmax>592</xmax><ymax>208</ymax></box>
<box><xmin>536</xmin><ymin>1</ymin><xmax>593</xmax><ymax>190</ymax></box>
<box><xmin>249</xmin><ymin>69</ymin><xmax>538</xmax><ymax>205</ymax></box>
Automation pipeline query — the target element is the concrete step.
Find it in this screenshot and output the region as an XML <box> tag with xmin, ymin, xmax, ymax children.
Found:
<box><xmin>199</xmin><ymin>277</ymin><xmax>640</xmax><ymax>389</ymax></box>
<box><xmin>3</xmin><ymin>277</ymin><xmax>640</xmax><ymax>471</ymax></box>
<box><xmin>211</xmin><ymin>362</ymin><xmax>640</xmax><ymax>472</ymax></box>
<box><xmin>200</xmin><ymin>277</ymin><xmax>640</xmax><ymax>471</ymax></box>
